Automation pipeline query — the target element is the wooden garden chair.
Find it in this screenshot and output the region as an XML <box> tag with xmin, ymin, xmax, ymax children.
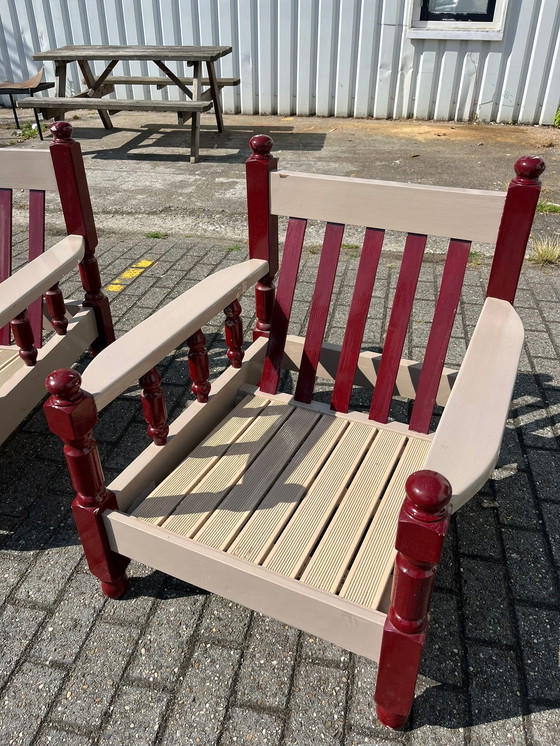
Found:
<box><xmin>44</xmin><ymin>136</ymin><xmax>543</xmax><ymax>728</ymax></box>
<box><xmin>0</xmin><ymin>121</ymin><xmax>114</xmax><ymax>445</ymax></box>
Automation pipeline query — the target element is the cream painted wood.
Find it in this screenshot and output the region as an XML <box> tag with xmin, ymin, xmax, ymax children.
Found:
<box><xmin>424</xmin><ymin>298</ymin><xmax>525</xmax><ymax>511</ymax></box>
<box><xmin>104</xmin><ymin>509</ymin><xmax>386</xmax><ymax>661</ymax></box>
<box><xmin>81</xmin><ymin>258</ymin><xmax>268</xmax><ymax>410</ymax></box>
<box><xmin>0</xmin><ymin>236</ymin><xmax>85</xmax><ymax>328</ymax></box>
<box><xmin>0</xmin><ymin>150</ymin><xmax>58</xmax><ymax>191</ymax></box>
<box><xmin>270</xmin><ymin>171</ymin><xmax>506</xmax><ymax>243</ymax></box>
<box><xmin>282</xmin><ymin>336</ymin><xmax>457</xmax><ymax>407</ymax></box>
<box><xmin>0</xmin><ymin>308</ymin><xmax>96</xmax><ymax>445</ymax></box>
<box><xmin>0</xmin><ymin>348</ymin><xmax>23</xmax><ymax>387</ymax></box>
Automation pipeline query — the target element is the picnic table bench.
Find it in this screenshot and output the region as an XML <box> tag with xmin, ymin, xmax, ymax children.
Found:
<box><xmin>17</xmin><ymin>45</ymin><xmax>238</xmax><ymax>162</ymax></box>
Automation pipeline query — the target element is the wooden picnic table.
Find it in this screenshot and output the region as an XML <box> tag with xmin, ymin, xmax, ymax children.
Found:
<box><xmin>19</xmin><ymin>45</ymin><xmax>239</xmax><ymax>162</ymax></box>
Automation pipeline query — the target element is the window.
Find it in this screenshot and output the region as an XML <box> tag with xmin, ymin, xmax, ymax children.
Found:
<box><xmin>420</xmin><ymin>1</ymin><xmax>497</xmax><ymax>23</ymax></box>
<box><xmin>408</xmin><ymin>0</ymin><xmax>507</xmax><ymax>40</ymax></box>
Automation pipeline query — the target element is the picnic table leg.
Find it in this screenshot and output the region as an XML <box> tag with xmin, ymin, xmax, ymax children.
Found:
<box><xmin>206</xmin><ymin>61</ymin><xmax>224</xmax><ymax>133</ymax></box>
<box><xmin>190</xmin><ymin>61</ymin><xmax>202</xmax><ymax>163</ymax></box>
<box><xmin>78</xmin><ymin>60</ymin><xmax>113</xmax><ymax>130</ymax></box>
<box><xmin>52</xmin><ymin>61</ymin><xmax>68</xmax><ymax>120</ymax></box>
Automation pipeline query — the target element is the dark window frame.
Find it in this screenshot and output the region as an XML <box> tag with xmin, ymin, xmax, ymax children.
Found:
<box><xmin>420</xmin><ymin>0</ymin><xmax>497</xmax><ymax>22</ymax></box>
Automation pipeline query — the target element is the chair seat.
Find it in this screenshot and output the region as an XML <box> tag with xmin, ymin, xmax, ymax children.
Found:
<box><xmin>0</xmin><ymin>347</ymin><xmax>24</xmax><ymax>388</ymax></box>
<box><xmin>131</xmin><ymin>392</ymin><xmax>432</xmax><ymax>611</ymax></box>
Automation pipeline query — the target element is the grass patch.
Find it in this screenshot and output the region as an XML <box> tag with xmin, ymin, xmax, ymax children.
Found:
<box><xmin>537</xmin><ymin>199</ymin><xmax>560</xmax><ymax>214</ymax></box>
<box><xmin>528</xmin><ymin>235</ymin><xmax>560</xmax><ymax>266</ymax></box>
<box><xmin>468</xmin><ymin>250</ymin><xmax>485</xmax><ymax>266</ymax></box>
<box><xmin>226</xmin><ymin>245</ymin><xmax>242</xmax><ymax>252</ymax></box>
<box><xmin>15</xmin><ymin>122</ymin><xmax>40</xmax><ymax>141</ymax></box>
<box><xmin>145</xmin><ymin>231</ymin><xmax>169</xmax><ymax>239</ymax></box>
<box><xmin>308</xmin><ymin>247</ymin><xmax>320</xmax><ymax>255</ymax></box>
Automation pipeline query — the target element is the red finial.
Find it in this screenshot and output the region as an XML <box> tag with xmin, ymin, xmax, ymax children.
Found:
<box><xmin>404</xmin><ymin>470</ymin><xmax>452</xmax><ymax>521</ymax></box>
<box><xmin>50</xmin><ymin>121</ymin><xmax>74</xmax><ymax>143</ymax></box>
<box><xmin>45</xmin><ymin>368</ymin><xmax>82</xmax><ymax>402</ymax></box>
<box><xmin>249</xmin><ymin>134</ymin><xmax>274</xmax><ymax>160</ymax></box>
<box><xmin>513</xmin><ymin>155</ymin><xmax>545</xmax><ymax>183</ymax></box>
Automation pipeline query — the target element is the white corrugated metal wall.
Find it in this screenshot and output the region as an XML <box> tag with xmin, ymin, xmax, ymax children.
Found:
<box><xmin>0</xmin><ymin>0</ymin><xmax>558</xmax><ymax>124</ymax></box>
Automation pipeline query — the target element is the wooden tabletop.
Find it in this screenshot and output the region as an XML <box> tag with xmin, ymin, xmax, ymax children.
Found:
<box><xmin>32</xmin><ymin>45</ymin><xmax>232</xmax><ymax>63</ymax></box>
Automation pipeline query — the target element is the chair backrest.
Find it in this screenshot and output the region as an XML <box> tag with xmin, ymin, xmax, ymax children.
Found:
<box><xmin>246</xmin><ymin>135</ymin><xmax>543</xmax><ymax>433</ymax></box>
<box><xmin>0</xmin><ymin>121</ymin><xmax>113</xmax><ymax>354</ymax></box>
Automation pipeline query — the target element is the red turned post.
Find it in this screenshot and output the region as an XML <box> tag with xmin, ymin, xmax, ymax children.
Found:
<box><xmin>246</xmin><ymin>135</ymin><xmax>279</xmax><ymax>340</ymax></box>
<box><xmin>487</xmin><ymin>155</ymin><xmax>545</xmax><ymax>303</ymax></box>
<box><xmin>44</xmin><ymin>369</ymin><xmax>129</xmax><ymax>598</ymax></box>
<box><xmin>11</xmin><ymin>309</ymin><xmax>37</xmax><ymax>365</ymax></box>
<box><xmin>45</xmin><ymin>283</ymin><xmax>69</xmax><ymax>335</ymax></box>
<box><xmin>374</xmin><ymin>469</ymin><xmax>452</xmax><ymax>729</ymax></box>
<box><xmin>187</xmin><ymin>328</ymin><xmax>211</xmax><ymax>402</ymax></box>
<box><xmin>224</xmin><ymin>299</ymin><xmax>244</xmax><ymax>368</ymax></box>
<box><xmin>139</xmin><ymin>367</ymin><xmax>169</xmax><ymax>445</ymax></box>
<box><xmin>49</xmin><ymin>122</ymin><xmax>115</xmax><ymax>353</ymax></box>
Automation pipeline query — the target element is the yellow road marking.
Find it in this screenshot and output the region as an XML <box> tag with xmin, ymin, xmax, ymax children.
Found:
<box><xmin>105</xmin><ymin>259</ymin><xmax>155</xmax><ymax>292</ymax></box>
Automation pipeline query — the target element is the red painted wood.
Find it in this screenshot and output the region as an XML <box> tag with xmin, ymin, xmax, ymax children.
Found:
<box><xmin>246</xmin><ymin>135</ymin><xmax>279</xmax><ymax>339</ymax></box>
<box><xmin>259</xmin><ymin>217</ymin><xmax>307</xmax><ymax>395</ymax></box>
<box><xmin>224</xmin><ymin>299</ymin><xmax>244</xmax><ymax>368</ymax></box>
<box><xmin>28</xmin><ymin>189</ymin><xmax>46</xmax><ymax>348</ymax></box>
<box><xmin>45</xmin><ymin>283</ymin><xmax>69</xmax><ymax>334</ymax></box>
<box><xmin>331</xmin><ymin>228</ymin><xmax>385</xmax><ymax>413</ymax></box>
<box><xmin>44</xmin><ymin>369</ymin><xmax>129</xmax><ymax>598</ymax></box>
<box><xmin>487</xmin><ymin>155</ymin><xmax>545</xmax><ymax>303</ymax></box>
<box><xmin>49</xmin><ymin>121</ymin><xmax>115</xmax><ymax>353</ymax></box>
<box><xmin>294</xmin><ymin>222</ymin><xmax>345</xmax><ymax>403</ymax></box>
<box><xmin>187</xmin><ymin>328</ymin><xmax>211</xmax><ymax>402</ymax></box>
<box><xmin>374</xmin><ymin>470</ymin><xmax>451</xmax><ymax>728</ymax></box>
<box><xmin>369</xmin><ymin>234</ymin><xmax>427</xmax><ymax>423</ymax></box>
<box><xmin>0</xmin><ymin>188</ymin><xmax>13</xmax><ymax>345</ymax></box>
<box><xmin>11</xmin><ymin>310</ymin><xmax>37</xmax><ymax>366</ymax></box>
<box><xmin>409</xmin><ymin>239</ymin><xmax>470</xmax><ymax>433</ymax></box>
<box><xmin>139</xmin><ymin>367</ymin><xmax>169</xmax><ymax>445</ymax></box>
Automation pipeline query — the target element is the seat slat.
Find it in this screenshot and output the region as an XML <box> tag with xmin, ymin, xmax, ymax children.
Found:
<box><xmin>28</xmin><ymin>189</ymin><xmax>46</xmax><ymax>348</ymax></box>
<box><xmin>294</xmin><ymin>223</ymin><xmax>345</xmax><ymax>403</ymax></box>
<box><xmin>228</xmin><ymin>416</ymin><xmax>347</xmax><ymax>563</ymax></box>
<box><xmin>193</xmin><ymin>407</ymin><xmax>320</xmax><ymax>550</ymax></box>
<box><xmin>263</xmin><ymin>421</ymin><xmax>377</xmax><ymax>578</ymax></box>
<box><xmin>161</xmin><ymin>400</ymin><xmax>293</xmax><ymax>538</ymax></box>
<box><xmin>409</xmin><ymin>239</ymin><xmax>471</xmax><ymax>433</ymax></box>
<box><xmin>131</xmin><ymin>394</ymin><xmax>270</xmax><ymax>524</ymax></box>
<box><xmin>0</xmin><ymin>189</ymin><xmax>12</xmax><ymax>344</ymax></box>
<box><xmin>369</xmin><ymin>233</ymin><xmax>427</xmax><ymax>423</ymax></box>
<box><xmin>331</xmin><ymin>228</ymin><xmax>385</xmax><ymax>413</ymax></box>
<box><xmin>260</xmin><ymin>217</ymin><xmax>307</xmax><ymax>395</ymax></box>
<box><xmin>340</xmin><ymin>438</ymin><xmax>431</xmax><ymax>609</ymax></box>
<box><xmin>300</xmin><ymin>429</ymin><xmax>406</xmax><ymax>593</ymax></box>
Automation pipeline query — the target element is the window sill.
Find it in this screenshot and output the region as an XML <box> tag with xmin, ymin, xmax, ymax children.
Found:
<box><xmin>407</xmin><ymin>27</ymin><xmax>503</xmax><ymax>40</ymax></box>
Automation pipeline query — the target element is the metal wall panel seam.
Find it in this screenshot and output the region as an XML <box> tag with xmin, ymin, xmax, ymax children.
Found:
<box><xmin>539</xmin><ymin>11</ymin><xmax>560</xmax><ymax>124</ymax></box>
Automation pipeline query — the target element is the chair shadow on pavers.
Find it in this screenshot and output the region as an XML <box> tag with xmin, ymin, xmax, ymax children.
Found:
<box><xmin>44</xmin><ymin>135</ymin><xmax>549</xmax><ymax>729</ymax></box>
<box><xmin>0</xmin><ymin>120</ymin><xmax>115</xmax><ymax>447</ymax></box>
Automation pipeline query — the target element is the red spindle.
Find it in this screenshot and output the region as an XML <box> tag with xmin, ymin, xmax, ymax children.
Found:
<box><xmin>28</xmin><ymin>189</ymin><xmax>46</xmax><ymax>348</ymax></box>
<box><xmin>246</xmin><ymin>135</ymin><xmax>279</xmax><ymax>339</ymax></box>
<box><xmin>11</xmin><ymin>310</ymin><xmax>37</xmax><ymax>366</ymax></box>
<box><xmin>49</xmin><ymin>122</ymin><xmax>115</xmax><ymax>353</ymax></box>
<box><xmin>44</xmin><ymin>283</ymin><xmax>69</xmax><ymax>334</ymax></box>
<box><xmin>139</xmin><ymin>367</ymin><xmax>169</xmax><ymax>445</ymax></box>
<box><xmin>369</xmin><ymin>233</ymin><xmax>427</xmax><ymax>423</ymax></box>
<box><xmin>331</xmin><ymin>228</ymin><xmax>385</xmax><ymax>413</ymax></box>
<box><xmin>224</xmin><ymin>299</ymin><xmax>244</xmax><ymax>368</ymax></box>
<box><xmin>374</xmin><ymin>470</ymin><xmax>452</xmax><ymax>729</ymax></box>
<box><xmin>0</xmin><ymin>188</ymin><xmax>13</xmax><ymax>344</ymax></box>
<box><xmin>294</xmin><ymin>222</ymin><xmax>344</xmax><ymax>404</ymax></box>
<box><xmin>259</xmin><ymin>217</ymin><xmax>307</xmax><ymax>395</ymax></box>
<box><xmin>187</xmin><ymin>329</ymin><xmax>211</xmax><ymax>402</ymax></box>
<box><xmin>44</xmin><ymin>369</ymin><xmax>129</xmax><ymax>598</ymax></box>
<box><xmin>409</xmin><ymin>239</ymin><xmax>470</xmax><ymax>433</ymax></box>
<box><xmin>487</xmin><ymin>155</ymin><xmax>545</xmax><ymax>303</ymax></box>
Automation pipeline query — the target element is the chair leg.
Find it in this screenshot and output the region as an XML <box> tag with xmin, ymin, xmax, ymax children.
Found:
<box><xmin>44</xmin><ymin>369</ymin><xmax>130</xmax><ymax>598</ymax></box>
<box><xmin>29</xmin><ymin>91</ymin><xmax>44</xmax><ymax>140</ymax></box>
<box><xmin>8</xmin><ymin>94</ymin><xmax>20</xmax><ymax>130</ymax></box>
<box><xmin>374</xmin><ymin>470</ymin><xmax>452</xmax><ymax>728</ymax></box>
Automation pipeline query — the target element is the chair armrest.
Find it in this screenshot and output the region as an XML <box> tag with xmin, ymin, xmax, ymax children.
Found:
<box><xmin>82</xmin><ymin>258</ymin><xmax>269</xmax><ymax>410</ymax></box>
<box><xmin>423</xmin><ymin>297</ymin><xmax>524</xmax><ymax>512</ymax></box>
<box><xmin>0</xmin><ymin>235</ymin><xmax>85</xmax><ymax>328</ymax></box>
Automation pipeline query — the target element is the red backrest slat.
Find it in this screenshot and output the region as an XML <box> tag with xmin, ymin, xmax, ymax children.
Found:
<box><xmin>409</xmin><ymin>239</ymin><xmax>471</xmax><ymax>433</ymax></box>
<box><xmin>369</xmin><ymin>233</ymin><xmax>427</xmax><ymax>423</ymax></box>
<box><xmin>259</xmin><ymin>218</ymin><xmax>307</xmax><ymax>394</ymax></box>
<box><xmin>27</xmin><ymin>190</ymin><xmax>46</xmax><ymax>348</ymax></box>
<box><xmin>0</xmin><ymin>189</ymin><xmax>12</xmax><ymax>344</ymax></box>
<box><xmin>331</xmin><ymin>228</ymin><xmax>385</xmax><ymax>413</ymax></box>
<box><xmin>294</xmin><ymin>222</ymin><xmax>345</xmax><ymax>403</ymax></box>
